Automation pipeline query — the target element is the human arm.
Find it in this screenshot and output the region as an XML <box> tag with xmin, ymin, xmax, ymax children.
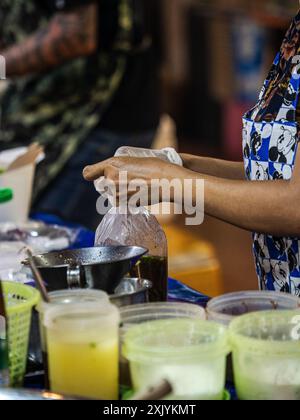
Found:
<box><xmin>1</xmin><ymin>3</ymin><xmax>98</xmax><ymax>77</ymax></box>
<box><xmin>83</xmin><ymin>151</ymin><xmax>300</xmax><ymax>237</ymax></box>
<box><xmin>180</xmin><ymin>153</ymin><xmax>245</xmax><ymax>180</ymax></box>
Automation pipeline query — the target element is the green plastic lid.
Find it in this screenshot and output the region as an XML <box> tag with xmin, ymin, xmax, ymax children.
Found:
<box><xmin>0</xmin><ymin>188</ymin><xmax>13</xmax><ymax>204</ymax></box>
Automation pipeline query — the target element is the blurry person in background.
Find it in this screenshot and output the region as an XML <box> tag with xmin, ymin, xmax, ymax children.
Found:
<box><xmin>0</xmin><ymin>0</ymin><xmax>161</xmax><ymax>228</ymax></box>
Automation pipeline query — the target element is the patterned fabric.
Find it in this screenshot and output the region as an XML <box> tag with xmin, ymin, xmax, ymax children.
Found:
<box><xmin>243</xmin><ymin>12</ymin><xmax>300</xmax><ymax>296</ymax></box>
<box><xmin>0</xmin><ymin>0</ymin><xmax>134</xmax><ymax>197</ymax></box>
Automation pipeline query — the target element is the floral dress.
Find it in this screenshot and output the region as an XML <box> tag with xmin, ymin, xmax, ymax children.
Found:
<box><xmin>243</xmin><ymin>11</ymin><xmax>300</xmax><ymax>296</ymax></box>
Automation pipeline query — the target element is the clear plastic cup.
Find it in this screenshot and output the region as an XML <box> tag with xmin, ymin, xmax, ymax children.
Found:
<box><xmin>207</xmin><ymin>291</ymin><xmax>300</xmax><ymax>384</ymax></box>
<box><xmin>120</xmin><ymin>302</ymin><xmax>206</xmax><ymax>334</ymax></box>
<box><xmin>123</xmin><ymin>318</ymin><xmax>229</xmax><ymax>400</ymax></box>
<box><xmin>207</xmin><ymin>291</ymin><xmax>300</xmax><ymax>326</ymax></box>
<box><xmin>37</xmin><ymin>290</ymin><xmax>109</xmax><ymax>388</ymax></box>
<box><xmin>229</xmin><ymin>310</ymin><xmax>300</xmax><ymax>400</ymax></box>
<box><xmin>119</xmin><ymin>302</ymin><xmax>206</xmax><ymax>387</ymax></box>
<box><xmin>43</xmin><ymin>299</ymin><xmax>119</xmax><ymax>400</ymax></box>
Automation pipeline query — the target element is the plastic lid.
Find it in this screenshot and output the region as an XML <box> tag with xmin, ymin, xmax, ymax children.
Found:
<box><xmin>0</xmin><ymin>189</ymin><xmax>13</xmax><ymax>204</ymax></box>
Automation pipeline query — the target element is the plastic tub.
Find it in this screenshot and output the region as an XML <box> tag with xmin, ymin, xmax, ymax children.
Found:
<box><xmin>119</xmin><ymin>302</ymin><xmax>206</xmax><ymax>387</ymax></box>
<box><xmin>123</xmin><ymin>318</ymin><xmax>229</xmax><ymax>400</ymax></box>
<box><xmin>37</xmin><ymin>289</ymin><xmax>109</xmax><ymax>388</ymax></box>
<box><xmin>43</xmin><ymin>299</ymin><xmax>119</xmax><ymax>400</ymax></box>
<box><xmin>207</xmin><ymin>291</ymin><xmax>300</xmax><ymax>326</ymax></box>
<box><xmin>120</xmin><ymin>302</ymin><xmax>206</xmax><ymax>334</ymax></box>
<box><xmin>229</xmin><ymin>310</ymin><xmax>300</xmax><ymax>400</ymax></box>
<box><xmin>37</xmin><ymin>289</ymin><xmax>109</xmax><ymax>350</ymax></box>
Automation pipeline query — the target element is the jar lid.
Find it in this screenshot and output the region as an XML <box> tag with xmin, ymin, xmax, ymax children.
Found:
<box><xmin>0</xmin><ymin>188</ymin><xmax>13</xmax><ymax>204</ymax></box>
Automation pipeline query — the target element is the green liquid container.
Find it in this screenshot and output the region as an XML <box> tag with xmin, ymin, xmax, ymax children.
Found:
<box><xmin>229</xmin><ymin>310</ymin><xmax>300</xmax><ymax>400</ymax></box>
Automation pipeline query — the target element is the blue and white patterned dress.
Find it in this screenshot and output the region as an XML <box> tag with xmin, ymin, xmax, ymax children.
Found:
<box><xmin>243</xmin><ymin>12</ymin><xmax>300</xmax><ymax>296</ymax></box>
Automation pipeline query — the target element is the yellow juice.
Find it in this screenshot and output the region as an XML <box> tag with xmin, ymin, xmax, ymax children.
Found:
<box><xmin>44</xmin><ymin>301</ymin><xmax>120</xmax><ymax>400</ymax></box>
<box><xmin>48</xmin><ymin>333</ymin><xmax>118</xmax><ymax>400</ymax></box>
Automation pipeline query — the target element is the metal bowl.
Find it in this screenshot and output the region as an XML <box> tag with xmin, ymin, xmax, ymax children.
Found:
<box><xmin>23</xmin><ymin>246</ymin><xmax>148</xmax><ymax>294</ymax></box>
<box><xmin>110</xmin><ymin>278</ymin><xmax>152</xmax><ymax>307</ymax></box>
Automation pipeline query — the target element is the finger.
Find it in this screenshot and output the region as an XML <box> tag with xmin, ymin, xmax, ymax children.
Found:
<box><xmin>83</xmin><ymin>158</ymin><xmax>114</xmax><ymax>181</ymax></box>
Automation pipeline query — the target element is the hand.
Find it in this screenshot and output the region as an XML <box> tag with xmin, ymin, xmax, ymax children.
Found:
<box><xmin>83</xmin><ymin>156</ymin><xmax>187</xmax><ymax>204</ymax></box>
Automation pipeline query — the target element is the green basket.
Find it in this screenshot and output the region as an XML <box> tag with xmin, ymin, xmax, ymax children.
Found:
<box><xmin>2</xmin><ymin>281</ymin><xmax>40</xmax><ymax>386</ymax></box>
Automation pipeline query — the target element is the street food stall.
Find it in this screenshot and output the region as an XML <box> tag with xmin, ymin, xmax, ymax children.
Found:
<box><xmin>1</xmin><ymin>0</ymin><xmax>300</xmax><ymax>403</ymax></box>
<box><xmin>0</xmin><ymin>155</ymin><xmax>299</xmax><ymax>400</ymax></box>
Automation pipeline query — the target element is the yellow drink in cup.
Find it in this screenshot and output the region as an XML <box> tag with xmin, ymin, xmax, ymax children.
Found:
<box><xmin>44</xmin><ymin>301</ymin><xmax>119</xmax><ymax>400</ymax></box>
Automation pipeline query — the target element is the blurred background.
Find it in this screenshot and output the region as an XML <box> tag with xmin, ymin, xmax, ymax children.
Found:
<box><xmin>153</xmin><ymin>0</ymin><xmax>297</xmax><ymax>294</ymax></box>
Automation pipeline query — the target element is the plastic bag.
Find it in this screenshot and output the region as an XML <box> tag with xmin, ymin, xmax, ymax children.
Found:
<box><xmin>115</xmin><ymin>146</ymin><xmax>183</xmax><ymax>166</ymax></box>
<box><xmin>95</xmin><ymin>206</ymin><xmax>168</xmax><ymax>302</ymax></box>
<box><xmin>94</xmin><ymin>147</ymin><xmax>183</xmax><ymax>301</ymax></box>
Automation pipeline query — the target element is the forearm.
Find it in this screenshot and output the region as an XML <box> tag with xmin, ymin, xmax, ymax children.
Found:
<box><xmin>1</xmin><ymin>4</ymin><xmax>97</xmax><ymax>77</ymax></box>
<box><xmin>180</xmin><ymin>153</ymin><xmax>245</xmax><ymax>180</ymax></box>
<box><xmin>187</xmin><ymin>172</ymin><xmax>300</xmax><ymax>237</ymax></box>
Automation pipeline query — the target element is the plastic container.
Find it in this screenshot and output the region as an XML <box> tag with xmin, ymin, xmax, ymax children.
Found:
<box><xmin>0</xmin><ymin>164</ymin><xmax>35</xmax><ymax>223</ymax></box>
<box><xmin>120</xmin><ymin>302</ymin><xmax>206</xmax><ymax>335</ymax></box>
<box><xmin>229</xmin><ymin>310</ymin><xmax>300</xmax><ymax>400</ymax></box>
<box><xmin>123</xmin><ymin>318</ymin><xmax>229</xmax><ymax>400</ymax></box>
<box><xmin>37</xmin><ymin>289</ymin><xmax>109</xmax><ymax>388</ymax></box>
<box><xmin>43</xmin><ymin>298</ymin><xmax>119</xmax><ymax>400</ymax></box>
<box><xmin>207</xmin><ymin>291</ymin><xmax>300</xmax><ymax>326</ymax></box>
<box><xmin>2</xmin><ymin>281</ymin><xmax>40</xmax><ymax>386</ymax></box>
<box><xmin>119</xmin><ymin>302</ymin><xmax>206</xmax><ymax>387</ymax></box>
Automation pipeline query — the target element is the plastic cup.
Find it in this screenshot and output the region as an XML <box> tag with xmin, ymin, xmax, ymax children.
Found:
<box><xmin>120</xmin><ymin>302</ymin><xmax>206</xmax><ymax>334</ymax></box>
<box><xmin>123</xmin><ymin>318</ymin><xmax>229</xmax><ymax>400</ymax></box>
<box><xmin>119</xmin><ymin>302</ymin><xmax>206</xmax><ymax>386</ymax></box>
<box><xmin>43</xmin><ymin>298</ymin><xmax>119</xmax><ymax>400</ymax></box>
<box><xmin>229</xmin><ymin>310</ymin><xmax>300</xmax><ymax>400</ymax></box>
<box><xmin>37</xmin><ymin>290</ymin><xmax>109</xmax><ymax>388</ymax></box>
<box><xmin>207</xmin><ymin>291</ymin><xmax>300</xmax><ymax>384</ymax></box>
<box><xmin>207</xmin><ymin>291</ymin><xmax>300</xmax><ymax>326</ymax></box>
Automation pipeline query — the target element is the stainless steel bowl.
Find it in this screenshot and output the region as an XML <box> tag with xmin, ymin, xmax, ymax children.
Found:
<box><xmin>23</xmin><ymin>246</ymin><xmax>148</xmax><ymax>294</ymax></box>
<box><xmin>110</xmin><ymin>277</ymin><xmax>152</xmax><ymax>307</ymax></box>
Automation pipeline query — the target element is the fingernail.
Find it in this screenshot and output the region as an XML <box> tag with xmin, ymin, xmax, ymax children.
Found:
<box><xmin>83</xmin><ymin>166</ymin><xmax>91</xmax><ymax>176</ymax></box>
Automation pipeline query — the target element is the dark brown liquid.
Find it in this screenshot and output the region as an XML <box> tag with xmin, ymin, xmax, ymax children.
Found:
<box><xmin>131</xmin><ymin>256</ymin><xmax>168</xmax><ymax>302</ymax></box>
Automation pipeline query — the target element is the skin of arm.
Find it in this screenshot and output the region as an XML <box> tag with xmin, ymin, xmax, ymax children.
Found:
<box><xmin>83</xmin><ymin>150</ymin><xmax>300</xmax><ymax>238</ymax></box>
<box><xmin>180</xmin><ymin>153</ymin><xmax>245</xmax><ymax>180</ymax></box>
<box><xmin>1</xmin><ymin>3</ymin><xmax>98</xmax><ymax>77</ymax></box>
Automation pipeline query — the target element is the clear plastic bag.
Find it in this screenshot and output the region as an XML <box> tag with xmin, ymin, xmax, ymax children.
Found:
<box><xmin>95</xmin><ymin>207</ymin><xmax>168</xmax><ymax>302</ymax></box>
<box><xmin>115</xmin><ymin>146</ymin><xmax>183</xmax><ymax>166</ymax></box>
<box><xmin>94</xmin><ymin>146</ymin><xmax>182</xmax><ymax>301</ymax></box>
